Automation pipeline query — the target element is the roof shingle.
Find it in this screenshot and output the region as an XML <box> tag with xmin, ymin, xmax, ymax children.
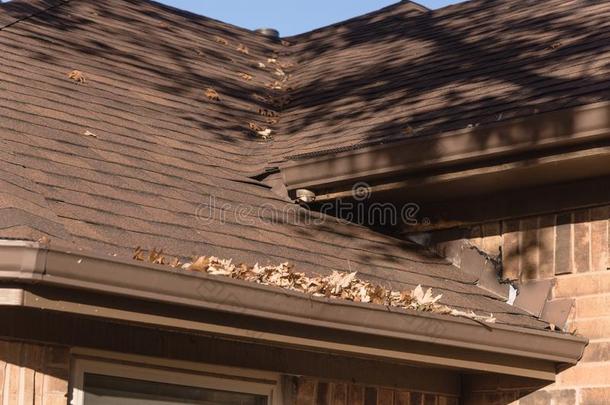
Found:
<box><xmin>275</xmin><ymin>0</ymin><xmax>610</xmax><ymax>159</ymax></box>
<box><xmin>0</xmin><ymin>0</ymin><xmax>595</xmax><ymax>331</ymax></box>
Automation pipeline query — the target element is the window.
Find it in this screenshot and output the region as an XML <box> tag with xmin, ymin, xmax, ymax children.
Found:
<box><xmin>71</xmin><ymin>355</ymin><xmax>281</xmax><ymax>405</ymax></box>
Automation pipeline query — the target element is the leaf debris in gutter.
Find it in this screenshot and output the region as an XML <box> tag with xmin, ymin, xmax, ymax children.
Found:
<box><xmin>134</xmin><ymin>248</ymin><xmax>496</xmax><ymax>324</ymax></box>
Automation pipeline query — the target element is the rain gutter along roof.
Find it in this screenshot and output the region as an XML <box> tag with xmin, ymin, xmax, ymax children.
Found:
<box><xmin>280</xmin><ymin>102</ymin><xmax>610</xmax><ymax>200</ymax></box>
<box><xmin>0</xmin><ymin>240</ymin><xmax>587</xmax><ymax>380</ymax></box>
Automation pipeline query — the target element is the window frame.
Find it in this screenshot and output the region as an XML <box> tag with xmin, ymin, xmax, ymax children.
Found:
<box><xmin>70</xmin><ymin>351</ymin><xmax>282</xmax><ymax>405</ymax></box>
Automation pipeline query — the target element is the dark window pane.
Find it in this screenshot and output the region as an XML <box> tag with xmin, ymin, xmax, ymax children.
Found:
<box><xmin>84</xmin><ymin>373</ymin><xmax>268</xmax><ymax>405</ymax></box>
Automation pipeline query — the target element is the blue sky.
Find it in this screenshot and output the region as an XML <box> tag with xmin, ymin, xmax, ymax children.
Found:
<box><xmin>157</xmin><ymin>1</ymin><xmax>461</xmax><ymax>36</ymax></box>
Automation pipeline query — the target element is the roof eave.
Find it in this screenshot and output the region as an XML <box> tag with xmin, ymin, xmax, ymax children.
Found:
<box><xmin>0</xmin><ymin>240</ymin><xmax>587</xmax><ymax>381</ymax></box>
<box><xmin>280</xmin><ymin>102</ymin><xmax>610</xmax><ymax>201</ymax></box>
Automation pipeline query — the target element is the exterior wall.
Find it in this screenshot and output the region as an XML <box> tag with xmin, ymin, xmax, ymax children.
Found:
<box><xmin>438</xmin><ymin>205</ymin><xmax>610</xmax><ymax>405</ymax></box>
<box><xmin>294</xmin><ymin>378</ymin><xmax>458</xmax><ymax>405</ymax></box>
<box><xmin>0</xmin><ymin>336</ymin><xmax>461</xmax><ymax>405</ymax></box>
<box><xmin>0</xmin><ymin>339</ymin><xmax>70</xmax><ymax>405</ymax></box>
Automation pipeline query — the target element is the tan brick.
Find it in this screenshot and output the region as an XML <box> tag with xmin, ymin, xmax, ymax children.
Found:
<box><xmin>482</xmin><ymin>222</ymin><xmax>502</xmax><ymax>257</ymax></box>
<box><xmin>520</xmin><ymin>389</ymin><xmax>575</xmax><ymax>405</ymax></box>
<box><xmin>22</xmin><ymin>343</ymin><xmax>43</xmax><ymax>403</ymax></box>
<box><xmin>395</xmin><ymin>391</ymin><xmax>411</xmax><ymax>405</ymax></box>
<box><xmin>520</xmin><ymin>218</ymin><xmax>539</xmax><ymax>281</ymax></box>
<box><xmin>317</xmin><ymin>382</ymin><xmax>330</xmax><ymax>405</ymax></box>
<box><xmin>574</xmin><ymin>294</ymin><xmax>610</xmax><ymax>318</ymax></box>
<box><xmin>296</xmin><ymin>378</ymin><xmax>316</xmax><ymax>405</ymax></box>
<box><xmin>0</xmin><ymin>360</ymin><xmax>5</xmax><ymax>402</ymax></box>
<box><xmin>464</xmin><ymin>392</ymin><xmax>517</xmax><ymax>405</ymax></box>
<box><xmin>410</xmin><ymin>392</ymin><xmax>423</xmax><ymax>405</ymax></box>
<box><xmin>330</xmin><ymin>383</ymin><xmax>347</xmax><ymax>405</ymax></box>
<box><xmin>44</xmin><ymin>374</ymin><xmax>68</xmax><ymax>395</ymax></box>
<box><xmin>582</xmin><ymin>341</ymin><xmax>610</xmax><ymax>362</ymax></box>
<box><xmin>558</xmin><ymin>363</ymin><xmax>610</xmax><ymax>386</ymax></box>
<box><xmin>22</xmin><ymin>367</ymin><xmax>36</xmax><ymax>404</ymax></box>
<box><xmin>554</xmin><ymin>272</ymin><xmax>610</xmax><ymax>298</ymax></box>
<box><xmin>538</xmin><ymin>215</ymin><xmax>556</xmax><ymax>279</ymax></box>
<box><xmin>573</xmin><ymin>210</ymin><xmax>591</xmax><ymax>273</ymax></box>
<box><xmin>581</xmin><ymin>387</ymin><xmax>610</xmax><ymax>405</ymax></box>
<box><xmin>34</xmin><ymin>370</ymin><xmax>44</xmax><ymax>405</ymax></box>
<box><xmin>502</xmin><ymin>220</ymin><xmax>521</xmax><ymax>280</ymax></box>
<box><xmin>569</xmin><ymin>317</ymin><xmax>610</xmax><ymax>339</ymax></box>
<box><xmin>438</xmin><ymin>397</ymin><xmax>458</xmax><ymax>405</ymax></box>
<box><xmin>6</xmin><ymin>363</ymin><xmax>21</xmax><ymax>405</ymax></box>
<box><xmin>591</xmin><ymin>206</ymin><xmax>609</xmax><ymax>272</ymax></box>
<box><xmin>43</xmin><ymin>346</ymin><xmax>70</xmax><ymax>371</ymax></box>
<box><xmin>423</xmin><ymin>394</ymin><xmax>438</xmax><ymax>405</ymax></box>
<box><xmin>555</xmin><ymin>213</ymin><xmax>574</xmax><ymax>275</ymax></box>
<box><xmin>364</xmin><ymin>387</ymin><xmax>377</xmax><ymax>405</ymax></box>
<box><xmin>378</xmin><ymin>388</ymin><xmax>394</xmax><ymax>405</ymax></box>
<box><xmin>348</xmin><ymin>385</ymin><xmax>365</xmax><ymax>405</ymax></box>
<box><xmin>41</xmin><ymin>393</ymin><xmax>68</xmax><ymax>405</ymax></box>
<box><xmin>518</xmin><ymin>390</ymin><xmax>551</xmax><ymax>405</ymax></box>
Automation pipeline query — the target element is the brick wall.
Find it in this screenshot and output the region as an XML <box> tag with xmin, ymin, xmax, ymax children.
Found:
<box><xmin>294</xmin><ymin>378</ymin><xmax>458</xmax><ymax>405</ymax></box>
<box><xmin>440</xmin><ymin>205</ymin><xmax>610</xmax><ymax>405</ymax></box>
<box><xmin>0</xmin><ymin>339</ymin><xmax>70</xmax><ymax>405</ymax></box>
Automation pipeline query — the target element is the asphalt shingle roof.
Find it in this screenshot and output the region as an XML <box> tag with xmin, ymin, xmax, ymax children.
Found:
<box><xmin>1</xmin><ymin>0</ymin><xmax>601</xmax><ymax>331</ymax></box>
<box><xmin>277</xmin><ymin>0</ymin><xmax>610</xmax><ymax>159</ymax></box>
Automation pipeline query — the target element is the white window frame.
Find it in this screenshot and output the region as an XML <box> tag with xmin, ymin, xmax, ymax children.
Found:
<box><xmin>70</xmin><ymin>350</ymin><xmax>282</xmax><ymax>405</ymax></box>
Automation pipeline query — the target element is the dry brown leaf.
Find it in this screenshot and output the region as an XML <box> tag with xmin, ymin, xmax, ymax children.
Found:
<box><xmin>266</xmin><ymin>81</ymin><xmax>283</xmax><ymax>90</ymax></box>
<box><xmin>148</xmin><ymin>248</ymin><xmax>165</xmax><ymax>265</ymax></box>
<box><xmin>131</xmin><ymin>247</ymin><xmax>496</xmax><ymax>325</ymax></box>
<box><xmin>215</xmin><ymin>36</ymin><xmax>229</xmax><ymax>45</ymax></box>
<box><xmin>258</xmin><ymin>108</ymin><xmax>279</xmax><ymax>117</ymax></box>
<box><xmin>248</xmin><ymin>122</ymin><xmax>264</xmax><ymax>132</ymax></box>
<box><xmin>67</xmin><ymin>70</ymin><xmax>86</xmax><ymax>84</ymax></box>
<box><xmin>238</xmin><ymin>72</ymin><xmax>253</xmax><ymax>81</ymax></box>
<box><xmin>189</xmin><ymin>256</ymin><xmax>210</xmax><ymax>272</ymax></box>
<box><xmin>133</xmin><ymin>246</ymin><xmax>145</xmax><ymax>261</ymax></box>
<box><xmin>204</xmin><ymin>88</ymin><xmax>220</xmax><ymax>101</ymax></box>
<box><xmin>83</xmin><ymin>130</ymin><xmax>98</xmax><ymax>138</ymax></box>
<box><xmin>236</xmin><ymin>43</ymin><xmax>249</xmax><ymax>54</ymax></box>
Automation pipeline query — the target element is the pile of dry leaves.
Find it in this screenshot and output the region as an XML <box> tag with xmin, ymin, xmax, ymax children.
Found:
<box><xmin>134</xmin><ymin>248</ymin><xmax>496</xmax><ymax>324</ymax></box>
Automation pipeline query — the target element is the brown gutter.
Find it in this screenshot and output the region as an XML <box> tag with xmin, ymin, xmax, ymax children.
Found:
<box><xmin>280</xmin><ymin>101</ymin><xmax>610</xmax><ymax>197</ymax></box>
<box><xmin>0</xmin><ymin>240</ymin><xmax>587</xmax><ymax>380</ymax></box>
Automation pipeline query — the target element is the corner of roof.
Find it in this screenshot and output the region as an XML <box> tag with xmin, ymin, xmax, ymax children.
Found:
<box><xmin>402</xmin><ymin>0</ymin><xmax>431</xmax><ymax>12</ymax></box>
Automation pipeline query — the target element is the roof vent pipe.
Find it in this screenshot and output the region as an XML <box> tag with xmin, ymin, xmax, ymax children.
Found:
<box><xmin>255</xmin><ymin>28</ymin><xmax>280</xmax><ymax>40</ymax></box>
